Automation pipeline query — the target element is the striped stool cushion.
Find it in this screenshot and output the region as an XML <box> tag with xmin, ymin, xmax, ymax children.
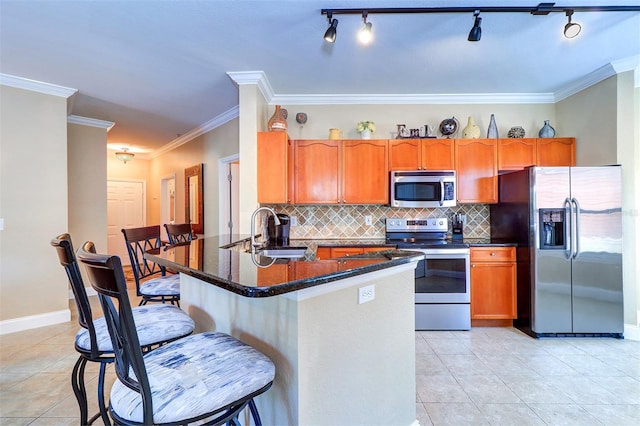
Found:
<box><xmin>110</xmin><ymin>332</ymin><xmax>275</xmax><ymax>424</ymax></box>
<box><xmin>75</xmin><ymin>304</ymin><xmax>194</xmax><ymax>353</ymax></box>
<box><xmin>139</xmin><ymin>273</ymin><xmax>180</xmax><ymax>296</ymax></box>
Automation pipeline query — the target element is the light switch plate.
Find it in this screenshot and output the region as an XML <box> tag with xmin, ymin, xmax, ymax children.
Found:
<box><xmin>290</xmin><ymin>216</ymin><xmax>298</xmax><ymax>226</ymax></box>
<box><xmin>0</xmin><ymin>218</ymin><xmax>4</xmax><ymax>231</ymax></box>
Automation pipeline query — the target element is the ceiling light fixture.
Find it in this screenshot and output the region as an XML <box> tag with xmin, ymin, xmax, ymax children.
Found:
<box><xmin>468</xmin><ymin>10</ymin><xmax>482</xmax><ymax>42</ymax></box>
<box><xmin>324</xmin><ymin>12</ymin><xmax>339</xmax><ymax>43</ymax></box>
<box><xmin>563</xmin><ymin>9</ymin><xmax>581</xmax><ymax>38</ymax></box>
<box><xmin>358</xmin><ymin>12</ymin><xmax>373</xmax><ymax>45</ymax></box>
<box><xmin>321</xmin><ymin>3</ymin><xmax>640</xmax><ymax>43</ymax></box>
<box><xmin>115</xmin><ymin>148</ymin><xmax>135</xmax><ymax>164</ymax></box>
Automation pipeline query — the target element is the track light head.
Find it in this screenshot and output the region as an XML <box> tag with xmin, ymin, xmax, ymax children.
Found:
<box><xmin>468</xmin><ymin>10</ymin><xmax>482</xmax><ymax>42</ymax></box>
<box><xmin>358</xmin><ymin>12</ymin><xmax>373</xmax><ymax>45</ymax></box>
<box><xmin>324</xmin><ymin>13</ymin><xmax>338</xmax><ymax>43</ymax></box>
<box><xmin>563</xmin><ymin>9</ymin><xmax>581</xmax><ymax>38</ymax></box>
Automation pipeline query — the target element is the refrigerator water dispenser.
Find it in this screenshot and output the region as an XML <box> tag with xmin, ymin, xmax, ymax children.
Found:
<box><xmin>539</xmin><ymin>209</ymin><xmax>565</xmax><ymax>249</ymax></box>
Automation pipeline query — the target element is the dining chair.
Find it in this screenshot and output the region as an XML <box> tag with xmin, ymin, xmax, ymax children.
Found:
<box><xmin>51</xmin><ymin>234</ymin><xmax>195</xmax><ymax>425</ymax></box>
<box><xmin>77</xmin><ymin>241</ymin><xmax>276</xmax><ymax>426</ymax></box>
<box><xmin>163</xmin><ymin>222</ymin><xmax>196</xmax><ymax>244</ymax></box>
<box><xmin>121</xmin><ymin>225</ymin><xmax>180</xmax><ymax>305</ymax></box>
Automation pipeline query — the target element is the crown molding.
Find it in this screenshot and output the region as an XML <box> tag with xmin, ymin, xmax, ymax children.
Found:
<box><xmin>554</xmin><ymin>56</ymin><xmax>640</xmax><ymax>101</ymax></box>
<box><xmin>271</xmin><ymin>92</ymin><xmax>555</xmax><ymax>105</ymax></box>
<box><xmin>150</xmin><ymin>105</ymin><xmax>239</xmax><ymax>159</ymax></box>
<box><xmin>0</xmin><ymin>73</ymin><xmax>77</xmax><ymax>98</ymax></box>
<box><xmin>226</xmin><ymin>71</ymin><xmax>274</xmax><ymax>103</ymax></box>
<box><xmin>67</xmin><ymin>114</ymin><xmax>115</xmax><ymax>131</ymax></box>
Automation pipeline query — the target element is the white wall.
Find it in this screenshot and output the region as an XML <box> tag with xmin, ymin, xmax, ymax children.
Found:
<box><xmin>0</xmin><ymin>85</ymin><xmax>70</xmax><ymax>331</ymax></box>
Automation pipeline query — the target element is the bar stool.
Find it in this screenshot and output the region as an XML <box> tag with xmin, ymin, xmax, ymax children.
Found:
<box><xmin>121</xmin><ymin>225</ymin><xmax>180</xmax><ymax>305</ymax></box>
<box><xmin>164</xmin><ymin>223</ymin><xmax>196</xmax><ymax>244</ymax></box>
<box><xmin>51</xmin><ymin>234</ymin><xmax>195</xmax><ymax>425</ymax></box>
<box><xmin>78</xmin><ymin>241</ymin><xmax>275</xmax><ymax>425</ymax></box>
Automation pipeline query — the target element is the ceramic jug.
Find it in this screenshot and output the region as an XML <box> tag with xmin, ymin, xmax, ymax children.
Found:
<box><xmin>329</xmin><ymin>128</ymin><xmax>342</xmax><ymax>140</ymax></box>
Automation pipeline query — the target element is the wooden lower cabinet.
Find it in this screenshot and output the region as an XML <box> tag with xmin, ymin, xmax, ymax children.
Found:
<box><xmin>470</xmin><ymin>247</ymin><xmax>517</xmax><ymax>321</ymax></box>
<box><xmin>315</xmin><ymin>246</ymin><xmax>391</xmax><ymax>260</ymax></box>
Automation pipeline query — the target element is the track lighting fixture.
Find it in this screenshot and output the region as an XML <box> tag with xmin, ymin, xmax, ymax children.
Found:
<box><xmin>468</xmin><ymin>10</ymin><xmax>482</xmax><ymax>42</ymax></box>
<box><xmin>563</xmin><ymin>9</ymin><xmax>581</xmax><ymax>38</ymax></box>
<box><xmin>321</xmin><ymin>3</ymin><xmax>640</xmax><ymax>44</ymax></box>
<box><xmin>324</xmin><ymin>12</ymin><xmax>338</xmax><ymax>43</ymax></box>
<box><xmin>358</xmin><ymin>12</ymin><xmax>373</xmax><ymax>45</ymax></box>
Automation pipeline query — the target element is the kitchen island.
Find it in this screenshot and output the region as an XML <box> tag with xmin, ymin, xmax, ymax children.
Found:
<box><xmin>145</xmin><ymin>236</ymin><xmax>422</xmax><ymax>426</ymax></box>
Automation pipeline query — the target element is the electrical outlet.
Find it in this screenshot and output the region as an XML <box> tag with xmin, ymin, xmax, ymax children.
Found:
<box><xmin>290</xmin><ymin>216</ymin><xmax>298</xmax><ymax>226</ymax></box>
<box><xmin>460</xmin><ymin>214</ymin><xmax>466</xmax><ymax>225</ymax></box>
<box><xmin>365</xmin><ymin>215</ymin><xmax>372</xmax><ymax>226</ymax></box>
<box><xmin>358</xmin><ymin>285</ymin><xmax>375</xmax><ymax>304</ymax></box>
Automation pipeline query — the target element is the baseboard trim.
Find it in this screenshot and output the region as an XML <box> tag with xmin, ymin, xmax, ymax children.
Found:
<box><xmin>0</xmin><ymin>309</ymin><xmax>71</xmax><ymax>335</ymax></box>
<box><xmin>623</xmin><ymin>323</ymin><xmax>639</xmax><ymax>341</ymax></box>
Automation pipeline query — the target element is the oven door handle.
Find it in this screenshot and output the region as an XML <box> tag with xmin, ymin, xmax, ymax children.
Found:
<box><xmin>439</xmin><ymin>179</ymin><xmax>445</xmax><ymax>206</ymax></box>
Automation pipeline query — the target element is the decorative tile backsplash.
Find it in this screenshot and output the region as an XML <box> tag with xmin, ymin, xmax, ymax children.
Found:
<box><xmin>265</xmin><ymin>204</ymin><xmax>490</xmax><ymax>240</ymax></box>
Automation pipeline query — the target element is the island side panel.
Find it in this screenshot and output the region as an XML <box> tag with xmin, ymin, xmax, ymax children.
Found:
<box><xmin>296</xmin><ymin>265</ymin><xmax>416</xmax><ymax>426</ymax></box>
<box><xmin>179</xmin><ymin>262</ymin><xmax>417</xmax><ymax>426</ymax></box>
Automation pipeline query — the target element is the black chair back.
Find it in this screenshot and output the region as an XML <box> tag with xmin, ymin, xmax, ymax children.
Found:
<box><xmin>50</xmin><ymin>234</ymin><xmax>101</xmax><ymax>358</ymax></box>
<box><xmin>164</xmin><ymin>223</ymin><xmax>196</xmax><ymax>244</ymax></box>
<box><xmin>77</xmin><ymin>241</ymin><xmax>155</xmax><ymax>423</ymax></box>
<box><xmin>121</xmin><ymin>225</ymin><xmax>166</xmax><ymax>287</ymax></box>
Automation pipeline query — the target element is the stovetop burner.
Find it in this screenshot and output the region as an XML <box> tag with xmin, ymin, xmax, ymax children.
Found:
<box><xmin>385</xmin><ymin>217</ymin><xmax>469</xmax><ymax>249</ymax></box>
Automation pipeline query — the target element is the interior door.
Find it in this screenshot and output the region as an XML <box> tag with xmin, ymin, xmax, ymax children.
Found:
<box><xmin>107</xmin><ymin>180</ymin><xmax>145</xmax><ymax>265</ymax></box>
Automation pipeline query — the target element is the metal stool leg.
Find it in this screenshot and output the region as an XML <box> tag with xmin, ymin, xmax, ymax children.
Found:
<box><xmin>248</xmin><ymin>399</ymin><xmax>262</xmax><ymax>426</ymax></box>
<box><xmin>71</xmin><ymin>356</ymin><xmax>89</xmax><ymax>425</ymax></box>
<box><xmin>96</xmin><ymin>361</ymin><xmax>111</xmax><ymax>425</ymax></box>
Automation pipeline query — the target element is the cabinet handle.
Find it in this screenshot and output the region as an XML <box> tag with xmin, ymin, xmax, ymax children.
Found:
<box><xmin>491</xmin><ymin>252</ymin><xmax>496</xmax><ymax>256</ymax></box>
<box><xmin>472</xmin><ymin>264</ymin><xmax>476</xmax><ymax>268</ymax></box>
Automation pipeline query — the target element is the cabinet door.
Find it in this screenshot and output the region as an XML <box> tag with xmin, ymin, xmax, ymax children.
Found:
<box><xmin>342</xmin><ymin>140</ymin><xmax>388</xmax><ymax>204</ymax></box>
<box><xmin>498</xmin><ymin>138</ymin><xmax>536</xmax><ymax>171</ymax></box>
<box><xmin>294</xmin><ymin>140</ymin><xmax>340</xmax><ymax>204</ymax></box>
<box><xmin>258</xmin><ymin>132</ymin><xmax>291</xmax><ymax>203</ymax></box>
<box><xmin>421</xmin><ymin>139</ymin><xmax>454</xmax><ymax>170</ymax></box>
<box><xmin>454</xmin><ymin>139</ymin><xmax>498</xmax><ymax>203</ymax></box>
<box><xmin>471</xmin><ymin>262</ymin><xmax>517</xmax><ymax>319</ymax></box>
<box><xmin>330</xmin><ymin>247</ymin><xmax>364</xmax><ymax>258</ymax></box>
<box><xmin>257</xmin><ymin>263</ymin><xmax>292</xmax><ymax>287</ymax></box>
<box><xmin>536</xmin><ymin>137</ymin><xmax>576</xmax><ymax>166</ymax></box>
<box><xmin>389</xmin><ymin>139</ymin><xmax>420</xmax><ymax>170</ymax></box>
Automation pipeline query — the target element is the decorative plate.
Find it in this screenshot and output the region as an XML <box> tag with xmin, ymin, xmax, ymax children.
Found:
<box><xmin>507</xmin><ymin>126</ymin><xmax>525</xmax><ymax>138</ymax></box>
<box><xmin>295</xmin><ymin>112</ymin><xmax>308</xmax><ymax>125</ymax></box>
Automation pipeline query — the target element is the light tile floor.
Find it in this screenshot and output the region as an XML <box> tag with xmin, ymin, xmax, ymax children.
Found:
<box><xmin>1</xmin><ymin>304</ymin><xmax>639</xmax><ymax>425</ymax></box>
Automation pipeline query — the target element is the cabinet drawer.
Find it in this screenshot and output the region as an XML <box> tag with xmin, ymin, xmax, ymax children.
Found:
<box><xmin>470</xmin><ymin>247</ymin><xmax>515</xmax><ymax>262</ymax></box>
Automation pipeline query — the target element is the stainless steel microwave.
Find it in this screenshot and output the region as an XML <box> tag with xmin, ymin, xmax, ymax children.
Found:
<box><xmin>390</xmin><ymin>170</ymin><xmax>457</xmax><ymax>208</ymax></box>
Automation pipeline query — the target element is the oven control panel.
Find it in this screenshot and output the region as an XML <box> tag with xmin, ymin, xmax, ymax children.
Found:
<box><xmin>385</xmin><ymin>217</ymin><xmax>448</xmax><ymax>232</ymax></box>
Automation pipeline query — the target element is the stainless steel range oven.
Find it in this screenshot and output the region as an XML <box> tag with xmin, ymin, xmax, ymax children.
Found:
<box><xmin>386</xmin><ymin>217</ymin><xmax>471</xmax><ymax>330</ymax></box>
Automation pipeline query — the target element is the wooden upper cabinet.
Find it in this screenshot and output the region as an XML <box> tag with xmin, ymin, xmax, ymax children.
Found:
<box><xmin>342</xmin><ymin>139</ymin><xmax>388</xmax><ymax>204</ymax></box>
<box><xmin>258</xmin><ymin>132</ymin><xmax>292</xmax><ymax>203</ymax></box>
<box><xmin>389</xmin><ymin>139</ymin><xmax>420</xmax><ymax>170</ymax></box>
<box><xmin>455</xmin><ymin>138</ymin><xmax>498</xmax><ymax>204</ymax></box>
<box><xmin>294</xmin><ymin>139</ymin><xmax>388</xmax><ymax>205</ymax></box>
<box><xmin>536</xmin><ymin>137</ymin><xmax>576</xmax><ymax>166</ymax></box>
<box><xmin>498</xmin><ymin>138</ymin><xmax>536</xmax><ymax>171</ymax></box>
<box><xmin>388</xmin><ymin>138</ymin><xmax>454</xmax><ymax>170</ymax></box>
<box><xmin>422</xmin><ymin>139</ymin><xmax>455</xmax><ymax>170</ymax></box>
<box><xmin>294</xmin><ymin>140</ymin><xmax>340</xmax><ymax>204</ymax></box>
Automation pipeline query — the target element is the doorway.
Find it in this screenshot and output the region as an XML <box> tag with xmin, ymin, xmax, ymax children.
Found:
<box><xmin>219</xmin><ymin>154</ymin><xmax>239</xmax><ymax>244</ymax></box>
<box><xmin>107</xmin><ymin>180</ymin><xmax>145</xmax><ymax>265</ymax></box>
<box><xmin>160</xmin><ymin>175</ymin><xmax>176</xmax><ymax>241</ymax></box>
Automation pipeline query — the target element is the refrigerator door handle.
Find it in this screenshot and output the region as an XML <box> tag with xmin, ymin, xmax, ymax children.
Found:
<box><xmin>571</xmin><ymin>197</ymin><xmax>580</xmax><ymax>259</ymax></box>
<box><xmin>564</xmin><ymin>197</ymin><xmax>572</xmax><ymax>259</ymax></box>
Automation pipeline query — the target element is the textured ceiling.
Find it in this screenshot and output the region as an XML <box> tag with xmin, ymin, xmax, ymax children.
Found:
<box><xmin>1</xmin><ymin>0</ymin><xmax>638</xmax><ymax>155</ymax></box>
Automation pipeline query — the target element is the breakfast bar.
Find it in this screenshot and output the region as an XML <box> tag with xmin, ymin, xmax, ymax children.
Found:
<box><xmin>146</xmin><ymin>236</ymin><xmax>422</xmax><ymax>426</ymax></box>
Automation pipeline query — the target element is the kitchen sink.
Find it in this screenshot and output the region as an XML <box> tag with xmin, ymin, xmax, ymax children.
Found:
<box><xmin>255</xmin><ymin>247</ymin><xmax>308</xmax><ymax>259</ymax></box>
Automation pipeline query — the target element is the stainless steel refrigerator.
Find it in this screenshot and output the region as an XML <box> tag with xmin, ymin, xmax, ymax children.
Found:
<box><xmin>490</xmin><ymin>166</ymin><xmax>623</xmax><ymax>337</ymax></box>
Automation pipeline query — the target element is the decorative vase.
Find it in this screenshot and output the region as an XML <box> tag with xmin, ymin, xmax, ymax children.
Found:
<box><xmin>328</xmin><ymin>128</ymin><xmax>342</xmax><ymax>140</ymax></box>
<box><xmin>267</xmin><ymin>105</ymin><xmax>288</xmax><ymax>132</ymax></box>
<box><xmin>538</xmin><ymin>120</ymin><xmax>556</xmax><ymax>138</ymax></box>
<box><xmin>508</xmin><ymin>126</ymin><xmax>525</xmax><ymax>138</ymax></box>
<box><xmin>360</xmin><ymin>129</ymin><xmax>371</xmax><ymax>139</ymax></box>
<box><xmin>487</xmin><ymin>114</ymin><xmax>499</xmax><ymax>138</ymax></box>
<box><xmin>461</xmin><ymin>116</ymin><xmax>481</xmax><ymax>139</ymax></box>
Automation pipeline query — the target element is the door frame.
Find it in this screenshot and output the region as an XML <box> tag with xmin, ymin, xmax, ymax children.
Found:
<box><xmin>219</xmin><ymin>154</ymin><xmax>240</xmax><ymax>239</ymax></box>
<box><xmin>160</xmin><ymin>174</ymin><xmax>176</xmax><ymax>240</ymax></box>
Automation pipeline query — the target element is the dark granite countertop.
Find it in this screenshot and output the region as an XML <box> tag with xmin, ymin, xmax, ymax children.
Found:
<box><xmin>463</xmin><ymin>238</ymin><xmax>518</xmax><ymax>247</ymax></box>
<box><xmin>144</xmin><ymin>235</ymin><xmax>423</xmax><ymax>298</ymax></box>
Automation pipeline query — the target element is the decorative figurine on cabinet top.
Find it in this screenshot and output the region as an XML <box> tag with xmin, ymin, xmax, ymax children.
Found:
<box><xmin>538</xmin><ymin>120</ymin><xmax>556</xmax><ymax>138</ymax></box>
<box><xmin>507</xmin><ymin>126</ymin><xmax>526</xmax><ymax>138</ymax></box>
<box><xmin>487</xmin><ymin>114</ymin><xmax>499</xmax><ymax>138</ymax></box>
<box><xmin>439</xmin><ymin>117</ymin><xmax>459</xmax><ymax>138</ymax></box>
<box><xmin>357</xmin><ymin>121</ymin><xmax>376</xmax><ymax>139</ymax></box>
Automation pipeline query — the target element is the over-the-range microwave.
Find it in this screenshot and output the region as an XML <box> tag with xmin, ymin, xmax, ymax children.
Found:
<box><xmin>390</xmin><ymin>170</ymin><xmax>457</xmax><ymax>208</ymax></box>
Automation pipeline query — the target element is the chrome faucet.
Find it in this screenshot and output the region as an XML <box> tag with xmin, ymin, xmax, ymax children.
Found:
<box><xmin>250</xmin><ymin>207</ymin><xmax>280</xmax><ymax>252</ymax></box>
